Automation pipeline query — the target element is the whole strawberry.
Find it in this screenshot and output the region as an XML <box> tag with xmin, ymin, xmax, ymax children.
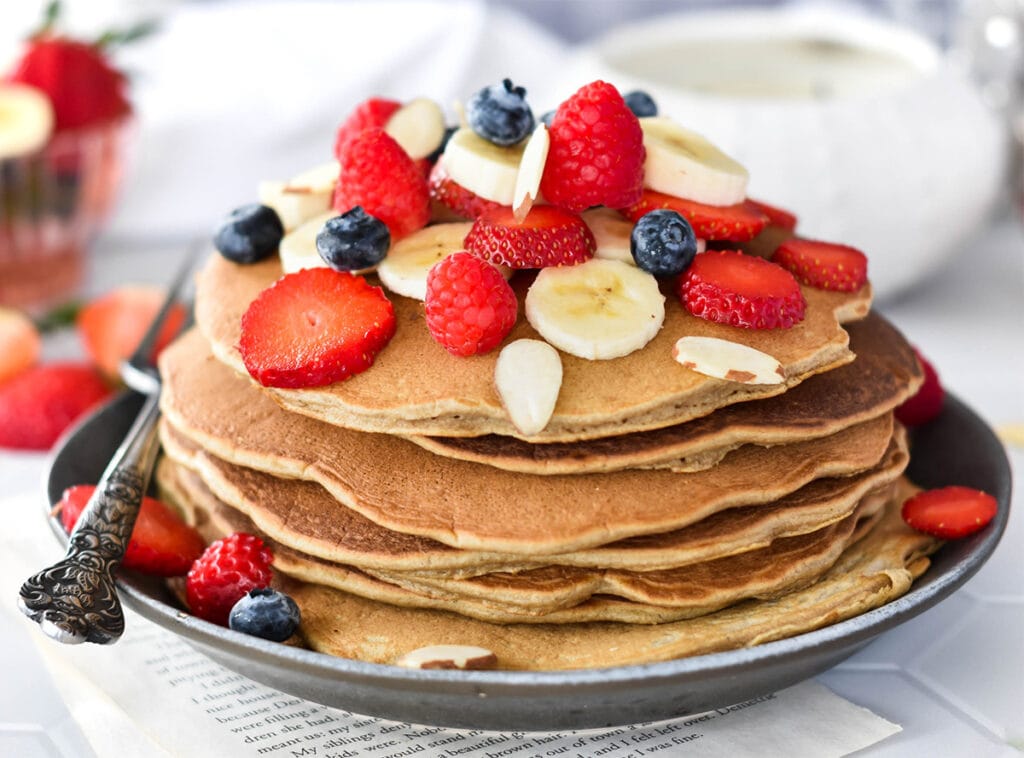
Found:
<box><xmin>541</xmin><ymin>80</ymin><xmax>645</xmax><ymax>212</ymax></box>
<box><xmin>5</xmin><ymin>2</ymin><xmax>149</xmax><ymax>131</ymax></box>
<box><xmin>186</xmin><ymin>533</ymin><xmax>274</xmax><ymax>626</ymax></box>
<box><xmin>0</xmin><ymin>363</ymin><xmax>111</xmax><ymax>450</ymax></box>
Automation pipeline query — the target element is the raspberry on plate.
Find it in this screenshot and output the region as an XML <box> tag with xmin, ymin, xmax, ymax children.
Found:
<box><xmin>679</xmin><ymin>250</ymin><xmax>806</xmax><ymax>329</ymax></box>
<box><xmin>239</xmin><ymin>267</ymin><xmax>396</xmax><ymax>388</ymax></box>
<box><xmin>333</xmin><ymin>127</ymin><xmax>430</xmax><ymax>240</ymax></box>
<box><xmin>540</xmin><ymin>80</ymin><xmax>645</xmax><ymax>212</ymax></box>
<box><xmin>428</xmin><ymin>161</ymin><xmax>503</xmax><ymax>220</ymax></box>
<box><xmin>186</xmin><ymin>533</ymin><xmax>274</xmax><ymax>627</ymax></box>
<box><xmin>895</xmin><ymin>348</ymin><xmax>944</xmax><ymax>426</ymax></box>
<box><xmin>623</xmin><ymin>191</ymin><xmax>769</xmax><ymax>242</ymax></box>
<box><xmin>0</xmin><ymin>363</ymin><xmax>111</xmax><ymax>450</ymax></box>
<box><xmin>58</xmin><ymin>485</ymin><xmax>205</xmax><ymax>577</ymax></box>
<box><xmin>425</xmin><ymin>252</ymin><xmax>518</xmax><ymax>356</ymax></box>
<box><xmin>333</xmin><ymin>97</ymin><xmax>401</xmax><ymax>161</ymax></box>
<box><xmin>772</xmin><ymin>237</ymin><xmax>868</xmax><ymax>293</ymax></box>
<box><xmin>465</xmin><ymin>205</ymin><xmax>595</xmax><ymax>269</ymax></box>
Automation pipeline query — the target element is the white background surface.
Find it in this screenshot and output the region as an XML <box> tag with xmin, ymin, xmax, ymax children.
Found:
<box><xmin>1</xmin><ymin>1</ymin><xmax>1022</xmax><ymax>755</ymax></box>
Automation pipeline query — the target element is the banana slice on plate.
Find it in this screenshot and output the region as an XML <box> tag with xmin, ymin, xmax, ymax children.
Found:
<box><xmin>582</xmin><ymin>208</ymin><xmax>634</xmax><ymax>264</ymax></box>
<box><xmin>441</xmin><ymin>128</ymin><xmax>524</xmax><ymax>206</ymax></box>
<box><xmin>378</xmin><ymin>222</ymin><xmax>485</xmax><ymax>300</ymax></box>
<box><xmin>0</xmin><ymin>83</ymin><xmax>54</xmax><ymax>160</ymax></box>
<box><xmin>525</xmin><ymin>258</ymin><xmax>665</xmax><ymax>360</ymax></box>
<box><xmin>641</xmin><ymin>117</ymin><xmax>748</xmax><ymax>207</ymax></box>
<box><xmin>278</xmin><ymin>211</ymin><xmax>336</xmax><ymax>274</ymax></box>
<box><xmin>259</xmin><ymin>161</ymin><xmax>338</xmax><ymax>232</ymax></box>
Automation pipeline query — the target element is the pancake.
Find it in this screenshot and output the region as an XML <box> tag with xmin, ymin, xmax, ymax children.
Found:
<box><xmin>408</xmin><ymin>313</ymin><xmax>921</xmax><ymax>473</ymax></box>
<box><xmin>159</xmin><ymin>457</ymin><xmax>889</xmax><ymax>624</ymax></box>
<box><xmin>160</xmin><ymin>421</ymin><xmax>909</xmax><ymax>576</ymax></box>
<box><xmin>159</xmin><ymin>330</ymin><xmax>897</xmax><ymax>554</ymax></box>
<box><xmin>193</xmin><ymin>253</ymin><xmax>871</xmax><ymax>442</ymax></box>
<box><xmin>163</xmin><ymin>472</ymin><xmax>937</xmax><ymax>668</ymax></box>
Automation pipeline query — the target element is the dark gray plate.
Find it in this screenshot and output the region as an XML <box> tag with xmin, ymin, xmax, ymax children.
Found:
<box><xmin>44</xmin><ymin>392</ymin><xmax>1011</xmax><ymax>731</ymax></box>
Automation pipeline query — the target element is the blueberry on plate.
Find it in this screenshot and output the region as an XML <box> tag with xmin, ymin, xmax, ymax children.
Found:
<box><xmin>214</xmin><ymin>204</ymin><xmax>284</xmax><ymax>264</ymax></box>
<box><xmin>466</xmin><ymin>79</ymin><xmax>535</xmax><ymax>146</ymax></box>
<box><xmin>228</xmin><ymin>587</ymin><xmax>301</xmax><ymax>642</ymax></box>
<box><xmin>631</xmin><ymin>209</ymin><xmax>697</xmax><ymax>277</ymax></box>
<box><xmin>316</xmin><ymin>207</ymin><xmax>391</xmax><ymax>271</ymax></box>
<box><xmin>623</xmin><ymin>90</ymin><xmax>658</xmax><ymax>118</ymax></box>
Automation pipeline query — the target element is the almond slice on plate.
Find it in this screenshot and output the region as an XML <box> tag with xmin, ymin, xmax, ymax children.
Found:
<box><xmin>513</xmin><ymin>123</ymin><xmax>549</xmax><ymax>221</ymax></box>
<box><xmin>672</xmin><ymin>335</ymin><xmax>784</xmax><ymax>384</ymax></box>
<box><xmin>494</xmin><ymin>338</ymin><xmax>563</xmax><ymax>436</ymax></box>
<box><xmin>395</xmin><ymin>644</ymin><xmax>498</xmax><ymax>670</ymax></box>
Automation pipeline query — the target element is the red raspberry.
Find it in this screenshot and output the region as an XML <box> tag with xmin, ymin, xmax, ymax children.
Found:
<box><xmin>425</xmin><ymin>252</ymin><xmax>518</xmax><ymax>356</ymax></box>
<box><xmin>679</xmin><ymin>250</ymin><xmax>806</xmax><ymax>329</ymax></box>
<box><xmin>428</xmin><ymin>161</ymin><xmax>503</xmax><ymax>220</ymax></box>
<box><xmin>540</xmin><ymin>80</ymin><xmax>645</xmax><ymax>212</ymax></box>
<box><xmin>186</xmin><ymin>533</ymin><xmax>274</xmax><ymax>626</ymax></box>
<box><xmin>895</xmin><ymin>348</ymin><xmax>944</xmax><ymax>426</ymax></box>
<box><xmin>465</xmin><ymin>206</ymin><xmax>595</xmax><ymax>269</ymax></box>
<box><xmin>333</xmin><ymin>127</ymin><xmax>430</xmax><ymax>240</ymax></box>
<box><xmin>333</xmin><ymin>97</ymin><xmax>401</xmax><ymax>160</ymax></box>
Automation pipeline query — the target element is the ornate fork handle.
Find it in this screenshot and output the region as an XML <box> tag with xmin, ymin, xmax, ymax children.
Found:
<box><xmin>19</xmin><ymin>391</ymin><xmax>162</xmax><ymax>644</ymax></box>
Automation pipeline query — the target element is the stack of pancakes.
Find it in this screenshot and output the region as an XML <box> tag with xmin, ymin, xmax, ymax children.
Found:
<box><xmin>155</xmin><ymin>252</ymin><xmax>941</xmax><ymax>670</ymax></box>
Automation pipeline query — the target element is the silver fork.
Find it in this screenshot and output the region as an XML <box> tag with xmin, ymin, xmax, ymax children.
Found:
<box><xmin>18</xmin><ymin>248</ymin><xmax>198</xmax><ymax>645</ymax></box>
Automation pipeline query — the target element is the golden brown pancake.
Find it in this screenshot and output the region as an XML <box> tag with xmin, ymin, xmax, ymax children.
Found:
<box><xmin>408</xmin><ymin>313</ymin><xmax>921</xmax><ymax>473</ymax></box>
<box><xmin>159</xmin><ymin>456</ymin><xmax>888</xmax><ymax>624</ymax></box>
<box><xmin>193</xmin><ymin>253</ymin><xmax>871</xmax><ymax>441</ymax></box>
<box><xmin>160</xmin><ymin>421</ymin><xmax>908</xmax><ymax>576</ymax></box>
<box><xmin>160</xmin><ymin>474</ymin><xmax>937</xmax><ymax>669</ymax></box>
<box><xmin>159</xmin><ymin>330</ymin><xmax>896</xmax><ymax>554</ymax></box>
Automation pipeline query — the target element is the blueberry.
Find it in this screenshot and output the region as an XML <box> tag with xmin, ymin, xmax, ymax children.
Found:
<box><xmin>623</xmin><ymin>90</ymin><xmax>658</xmax><ymax>118</ymax></box>
<box><xmin>539</xmin><ymin>110</ymin><xmax>555</xmax><ymax>128</ymax></box>
<box><xmin>214</xmin><ymin>204</ymin><xmax>284</xmax><ymax>264</ymax></box>
<box><xmin>630</xmin><ymin>209</ymin><xmax>697</xmax><ymax>277</ymax></box>
<box><xmin>466</xmin><ymin>79</ymin><xmax>535</xmax><ymax>146</ymax></box>
<box><xmin>228</xmin><ymin>588</ymin><xmax>301</xmax><ymax>642</ymax></box>
<box><xmin>316</xmin><ymin>207</ymin><xmax>390</xmax><ymax>271</ymax></box>
<box><xmin>426</xmin><ymin>125</ymin><xmax>457</xmax><ymax>164</ymax></box>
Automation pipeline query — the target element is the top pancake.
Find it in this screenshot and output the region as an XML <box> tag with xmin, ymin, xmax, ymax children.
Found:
<box><xmin>194</xmin><ymin>252</ymin><xmax>871</xmax><ymax>442</ymax></box>
<box><xmin>408</xmin><ymin>313</ymin><xmax>921</xmax><ymax>473</ymax></box>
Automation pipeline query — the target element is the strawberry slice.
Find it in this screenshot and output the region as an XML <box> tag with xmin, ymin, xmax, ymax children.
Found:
<box><xmin>428</xmin><ymin>162</ymin><xmax>503</xmax><ymax>220</ymax></box>
<box><xmin>240</xmin><ymin>268</ymin><xmax>396</xmax><ymax>388</ymax></box>
<box><xmin>679</xmin><ymin>250</ymin><xmax>806</xmax><ymax>329</ymax></box>
<box><xmin>0</xmin><ymin>363</ymin><xmax>111</xmax><ymax>450</ymax></box>
<box><xmin>748</xmin><ymin>198</ymin><xmax>798</xmax><ymax>231</ymax></box>
<box><xmin>623</xmin><ymin>191</ymin><xmax>768</xmax><ymax>242</ymax></box>
<box><xmin>465</xmin><ymin>205</ymin><xmax>595</xmax><ymax>269</ymax></box>
<box><xmin>895</xmin><ymin>348</ymin><xmax>944</xmax><ymax>426</ymax></box>
<box><xmin>58</xmin><ymin>484</ymin><xmax>206</xmax><ymax>576</ymax></box>
<box><xmin>77</xmin><ymin>285</ymin><xmax>187</xmax><ymax>380</ymax></box>
<box><xmin>0</xmin><ymin>307</ymin><xmax>41</xmax><ymax>385</ymax></box>
<box><xmin>333</xmin><ymin>97</ymin><xmax>401</xmax><ymax>161</ymax></box>
<box><xmin>772</xmin><ymin>237</ymin><xmax>868</xmax><ymax>293</ymax></box>
<box><xmin>902</xmin><ymin>486</ymin><xmax>998</xmax><ymax>539</ymax></box>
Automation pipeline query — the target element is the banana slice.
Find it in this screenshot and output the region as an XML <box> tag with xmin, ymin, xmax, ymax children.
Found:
<box><xmin>378</xmin><ymin>222</ymin><xmax>476</xmax><ymax>300</ymax></box>
<box><xmin>278</xmin><ymin>211</ymin><xmax>336</xmax><ymax>274</ymax></box>
<box><xmin>385</xmin><ymin>97</ymin><xmax>446</xmax><ymax>160</ymax></box>
<box><xmin>641</xmin><ymin>117</ymin><xmax>748</xmax><ymax>207</ymax></box>
<box><xmin>258</xmin><ymin>161</ymin><xmax>338</xmax><ymax>232</ymax></box>
<box><xmin>512</xmin><ymin>123</ymin><xmax>549</xmax><ymax>220</ymax></box>
<box><xmin>441</xmin><ymin>128</ymin><xmax>523</xmax><ymax>206</ymax></box>
<box><xmin>582</xmin><ymin>208</ymin><xmax>634</xmax><ymax>264</ymax></box>
<box><xmin>0</xmin><ymin>83</ymin><xmax>54</xmax><ymax>160</ymax></box>
<box><xmin>525</xmin><ymin>258</ymin><xmax>665</xmax><ymax>360</ymax></box>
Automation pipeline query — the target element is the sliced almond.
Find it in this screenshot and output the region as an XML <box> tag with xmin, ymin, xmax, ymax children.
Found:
<box><xmin>395</xmin><ymin>644</ymin><xmax>498</xmax><ymax>670</ymax></box>
<box><xmin>494</xmin><ymin>339</ymin><xmax>563</xmax><ymax>435</ymax></box>
<box><xmin>386</xmin><ymin>97</ymin><xmax>446</xmax><ymax>160</ymax></box>
<box><xmin>286</xmin><ymin>161</ymin><xmax>340</xmax><ymax>193</ymax></box>
<box><xmin>258</xmin><ymin>161</ymin><xmax>339</xmax><ymax>232</ymax></box>
<box><xmin>512</xmin><ymin>123</ymin><xmax>549</xmax><ymax>221</ymax></box>
<box><xmin>672</xmin><ymin>336</ymin><xmax>785</xmax><ymax>384</ymax></box>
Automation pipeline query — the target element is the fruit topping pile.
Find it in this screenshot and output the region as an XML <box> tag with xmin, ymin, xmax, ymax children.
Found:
<box><xmin>213</xmin><ymin>78</ymin><xmax>876</xmax><ymax>395</ymax></box>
